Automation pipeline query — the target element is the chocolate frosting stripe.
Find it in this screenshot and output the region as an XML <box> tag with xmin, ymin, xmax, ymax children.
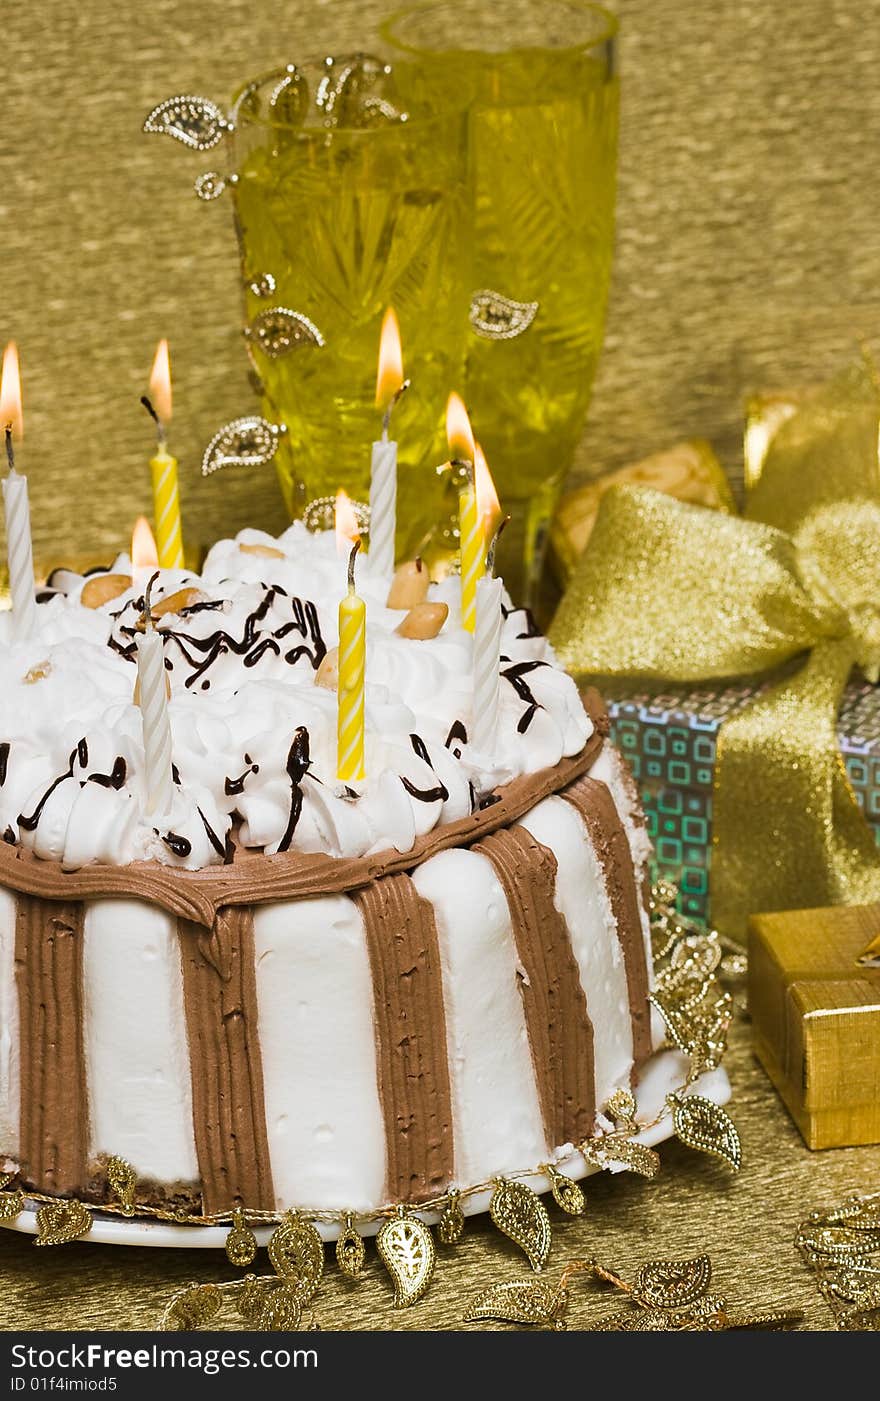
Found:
<box><xmin>0</xmin><ymin>696</ymin><xmax>608</xmax><ymax>928</ymax></box>
<box><xmin>178</xmin><ymin>907</ymin><xmax>274</xmax><ymax>1212</ymax></box>
<box><xmin>475</xmin><ymin>828</ymin><xmax>596</xmax><ymax>1146</ymax></box>
<box><xmin>14</xmin><ymin>895</ymin><xmax>88</xmax><ymax>1192</ymax></box>
<box><xmin>562</xmin><ymin>775</ymin><xmax>653</xmax><ymax>1070</ymax></box>
<box><xmin>354</xmin><ymin>874</ymin><xmax>454</xmax><ymax>1204</ymax></box>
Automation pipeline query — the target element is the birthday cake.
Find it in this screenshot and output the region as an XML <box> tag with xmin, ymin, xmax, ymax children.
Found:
<box><xmin>0</xmin><ymin>522</ymin><xmax>654</xmax><ymax>1218</ymax></box>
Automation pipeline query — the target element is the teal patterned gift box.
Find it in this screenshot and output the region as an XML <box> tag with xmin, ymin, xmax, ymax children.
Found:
<box><xmin>607</xmin><ymin>681</ymin><xmax>880</xmax><ymax>924</ymax></box>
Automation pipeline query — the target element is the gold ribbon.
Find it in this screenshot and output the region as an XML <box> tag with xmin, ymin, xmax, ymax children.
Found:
<box><xmin>550</xmin><ymin>359</ymin><xmax>880</xmax><ymax>936</ymax></box>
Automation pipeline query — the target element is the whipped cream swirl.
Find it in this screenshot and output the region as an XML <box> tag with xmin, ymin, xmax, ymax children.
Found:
<box><xmin>0</xmin><ymin>524</ymin><xmax>591</xmax><ymax>870</ymax></box>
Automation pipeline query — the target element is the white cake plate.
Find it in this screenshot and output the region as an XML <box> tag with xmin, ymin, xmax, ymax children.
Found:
<box><xmin>1</xmin><ymin>1051</ymin><xmax>730</xmax><ymax>1249</ymax></box>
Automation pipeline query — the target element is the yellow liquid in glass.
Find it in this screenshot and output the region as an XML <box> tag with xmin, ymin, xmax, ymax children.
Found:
<box><xmin>232</xmin><ymin>80</ymin><xmax>471</xmax><ymax>557</ymax></box>
<box><xmin>395</xmin><ymin>39</ymin><xmax>619</xmax><ymax>600</ymax></box>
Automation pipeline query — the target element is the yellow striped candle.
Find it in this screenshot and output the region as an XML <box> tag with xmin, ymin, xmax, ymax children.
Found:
<box><xmin>458</xmin><ymin>477</ymin><xmax>482</xmax><ymax>633</ymax></box>
<box><xmin>446</xmin><ymin>392</ymin><xmax>481</xmax><ymax>633</ymax></box>
<box><xmin>147</xmin><ymin>339</ymin><xmax>184</xmax><ymax>569</ymax></box>
<box><xmin>337</xmin><ymin>540</ymin><xmax>366</xmax><ymax>782</ymax></box>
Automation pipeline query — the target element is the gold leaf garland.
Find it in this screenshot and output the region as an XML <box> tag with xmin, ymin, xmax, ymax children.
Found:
<box><xmin>336</xmin><ymin>1213</ymin><xmax>366</xmax><ymax>1278</ymax></box>
<box><xmin>465</xmin><ymin>1255</ymin><xmax>802</xmax><ymax>1332</ymax></box>
<box><xmin>105</xmin><ymin>1156</ymin><xmax>137</xmax><ymax>1215</ymax></box>
<box><xmin>797</xmin><ymin>1190</ymin><xmax>880</xmax><ymax>1329</ymax></box>
<box><xmin>376</xmin><ymin>1209</ymin><xmax>436</xmax><ymax>1308</ymax></box>
<box><xmin>225</xmin><ymin>1206</ymin><xmax>258</xmax><ymax>1268</ymax></box>
<box><xmin>543</xmin><ymin>1164</ymin><xmax>586</xmax><ymax>1216</ymax></box>
<box><xmin>668</xmin><ymin>1093</ymin><xmax>742</xmax><ymax>1171</ymax></box>
<box><xmin>35</xmin><ymin>1199</ymin><xmax>92</xmax><ymax>1247</ymax></box>
<box><xmin>489</xmin><ymin>1179</ymin><xmax>552</xmax><ymax>1272</ymax></box>
<box><xmin>437</xmin><ymin>1189</ymin><xmax>466</xmax><ymax>1245</ymax></box>
<box><xmin>465</xmin><ymin>1279</ymin><xmax>567</xmax><ymax>1329</ymax></box>
<box><xmin>267</xmin><ymin>1211</ymin><xmax>324</xmax><ymax>1302</ymax></box>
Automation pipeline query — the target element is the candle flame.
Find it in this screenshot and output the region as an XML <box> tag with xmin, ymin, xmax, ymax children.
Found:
<box><xmin>335</xmin><ymin>489</ymin><xmax>360</xmax><ymax>556</ymax></box>
<box><xmin>132</xmin><ymin>515</ymin><xmax>160</xmax><ymax>569</ymax></box>
<box><xmin>0</xmin><ymin>342</ymin><xmax>23</xmax><ymax>442</ymax></box>
<box><xmin>474</xmin><ymin>442</ymin><xmax>501</xmax><ymax>538</ymax></box>
<box><xmin>149</xmin><ymin>339</ymin><xmax>173</xmax><ymax>425</ymax></box>
<box><xmin>375</xmin><ymin>308</ymin><xmax>404</xmax><ymax>410</ymax></box>
<box><xmin>445</xmin><ymin>391</ymin><xmax>475</xmax><ymax>463</ymax></box>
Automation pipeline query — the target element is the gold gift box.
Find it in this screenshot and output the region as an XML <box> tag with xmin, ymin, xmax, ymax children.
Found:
<box><xmin>749</xmin><ymin>905</ymin><xmax>880</xmax><ymax>1150</ymax></box>
<box><xmin>549</xmin><ymin>439</ymin><xmax>735</xmax><ymax>586</ymax></box>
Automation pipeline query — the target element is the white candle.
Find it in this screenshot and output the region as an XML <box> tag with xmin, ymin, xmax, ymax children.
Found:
<box><xmin>370</xmin><ymin>307</ymin><xmax>406</xmax><ymax>578</ymax></box>
<box><xmin>369</xmin><ymin>434</ymin><xmax>397</xmax><ymax>578</ymax></box>
<box><xmin>1</xmin><ymin>343</ymin><xmax>36</xmax><ymax>640</ymax></box>
<box><xmin>136</xmin><ymin>577</ymin><xmax>174</xmax><ymax>817</ymax></box>
<box><xmin>2</xmin><ymin>460</ymin><xmax>36</xmax><ymax>640</ymax></box>
<box><xmin>473</xmin><ymin>572</ymin><xmax>504</xmax><ymax>753</ymax></box>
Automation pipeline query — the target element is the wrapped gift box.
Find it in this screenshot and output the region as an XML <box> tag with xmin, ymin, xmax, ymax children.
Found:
<box><xmin>748</xmin><ymin>903</ymin><xmax>880</xmax><ymax>1149</ymax></box>
<box><xmin>607</xmin><ymin>680</ymin><xmax>880</xmax><ymax>923</ymax></box>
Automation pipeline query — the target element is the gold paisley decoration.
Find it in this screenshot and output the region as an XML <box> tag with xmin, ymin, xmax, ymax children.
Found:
<box><xmin>267</xmin><ymin>1212</ymin><xmax>324</xmax><ymax>1303</ymax></box>
<box><xmin>543</xmin><ymin>1165</ymin><xmax>586</xmax><ymax>1216</ymax></box>
<box><xmin>634</xmin><ymin>1255</ymin><xmax>713</xmax><ymax>1309</ymax></box>
<box><xmin>437</xmin><ymin>1190</ymin><xmax>466</xmax><ymax>1245</ymax></box>
<box><xmin>163</xmin><ymin>1283</ymin><xmax>223</xmax><ymax>1332</ymax></box>
<box><xmin>669</xmin><ymin>1093</ymin><xmax>742</xmax><ymax>1171</ymax></box>
<box><xmin>0</xmin><ymin>1189</ymin><xmax>24</xmax><ymax>1222</ymax></box>
<box><xmin>246</xmin><ymin>307</ymin><xmax>325</xmax><ymax>358</ymax></box>
<box><xmin>142</xmin><ymin>95</ymin><xmax>228</xmax><ymax>151</ymax></box>
<box><xmin>225</xmin><ymin>1207</ymin><xmax>258</xmax><ymax>1268</ymax></box>
<box><xmin>237</xmin><ymin>1279</ymin><xmax>303</xmax><ymax>1332</ymax></box>
<box><xmin>106</xmin><ymin>1155</ymin><xmax>137</xmax><ymax>1215</ymax></box>
<box><xmin>0</xmin><ymin>1172</ymin><xmax>16</xmax><ymax>1190</ymax></box>
<box><xmin>579</xmin><ymin>1134</ymin><xmax>661</xmax><ymax>1179</ymax></box>
<box><xmin>489</xmin><ymin>1179</ymin><xmax>552</xmax><ymax>1272</ymax></box>
<box><xmin>376</xmin><ymin>1210</ymin><xmax>436</xmax><ymax>1308</ymax></box>
<box><xmin>35</xmin><ymin>1199</ymin><xmax>92</xmax><ymax>1247</ymax></box>
<box><xmin>469</xmin><ymin>289</ymin><xmax>539</xmax><ymax>341</ymax></box>
<box><xmin>605</xmin><ymin>1087</ymin><xmax>640</xmax><ymax>1136</ymax></box>
<box><xmin>465</xmin><ymin>1278</ymin><xmax>567</xmax><ymax>1329</ymax></box>
<box><xmin>335</xmin><ymin>1214</ymin><xmax>366</xmax><ymax>1279</ymax></box>
<box><xmin>201</xmin><ymin>415</ymin><xmax>282</xmax><ymax>477</ymax></box>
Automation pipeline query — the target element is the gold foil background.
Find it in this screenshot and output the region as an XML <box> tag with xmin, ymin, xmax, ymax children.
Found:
<box><xmin>3</xmin><ymin>1</ymin><xmax>880</xmax><ymax>564</ymax></box>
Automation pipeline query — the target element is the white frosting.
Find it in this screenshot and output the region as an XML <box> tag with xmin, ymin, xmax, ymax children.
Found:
<box><xmin>412</xmin><ymin>848</ymin><xmax>548</xmax><ymax>1182</ymax></box>
<box><xmin>0</xmin><ymin>888</ymin><xmax>19</xmax><ymax>1158</ymax></box>
<box><xmin>519</xmin><ymin>796</ymin><xmax>633</xmax><ymax>1103</ymax></box>
<box><xmin>253</xmin><ymin>895</ymin><xmax>386</xmax><ymax>1212</ymax></box>
<box><xmin>81</xmin><ymin>899</ymin><xmax>198</xmax><ymax>1182</ymax></box>
<box><xmin>0</xmin><ymin>523</ymin><xmax>591</xmax><ymax>870</ymax></box>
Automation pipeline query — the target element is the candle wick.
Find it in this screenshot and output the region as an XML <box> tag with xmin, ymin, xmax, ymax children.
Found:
<box><xmin>381</xmin><ymin>377</ymin><xmax>411</xmax><ymax>438</ymax></box>
<box><xmin>141</xmin><ymin>570</ymin><xmax>160</xmax><ymax>631</ymax></box>
<box><xmin>141</xmin><ymin>395</ymin><xmax>166</xmax><ymax>452</ymax></box>
<box><xmin>348</xmin><ymin>538</ymin><xmax>361</xmax><ymax>593</ymax></box>
<box><xmin>4</xmin><ymin>425</ymin><xmax>15</xmax><ymax>475</ymax></box>
<box><xmin>450</xmin><ymin>456</ymin><xmax>474</xmax><ymax>488</ymax></box>
<box><xmin>486</xmin><ymin>515</ymin><xmax>511</xmax><ymax>577</ymax></box>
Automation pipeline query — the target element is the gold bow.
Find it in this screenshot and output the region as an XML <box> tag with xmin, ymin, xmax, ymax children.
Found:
<box><xmin>550</xmin><ymin>358</ymin><xmax>880</xmax><ymax>937</ymax></box>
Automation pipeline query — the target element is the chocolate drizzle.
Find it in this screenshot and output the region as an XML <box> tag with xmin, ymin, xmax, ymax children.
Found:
<box><xmin>114</xmin><ymin>585</ymin><xmax>327</xmax><ymax>690</ymax></box>
<box><xmin>277</xmin><ymin>727</ymin><xmax>311</xmax><ymax>853</ymax></box>
<box><xmin>444</xmin><ymin>720</ymin><xmax>468</xmax><ymax>758</ymax></box>
<box><xmin>0</xmin><ymin>742</ymin><xmax>9</xmax><ymax>787</ymax></box>
<box><xmin>401</xmin><ymin>734</ymin><xmax>449</xmax><ymax>805</ymax></box>
<box><xmin>163</xmin><ymin>832</ymin><xmax>192</xmax><ymax>859</ymax></box>
<box><xmin>501</xmin><ymin>657</ymin><xmax>549</xmax><ymax>733</ymax></box>
<box><xmin>86</xmin><ymin>757</ymin><xmax>127</xmax><ymax>790</ymax></box>
<box><xmin>224</xmin><ymin>756</ymin><xmax>259</xmax><ymax>797</ymax></box>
